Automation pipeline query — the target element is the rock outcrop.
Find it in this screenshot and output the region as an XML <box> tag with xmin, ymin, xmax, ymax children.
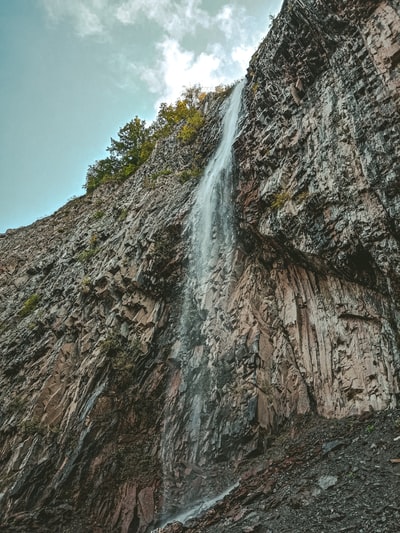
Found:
<box><xmin>237</xmin><ymin>0</ymin><xmax>400</xmax><ymax>425</ymax></box>
<box><xmin>0</xmin><ymin>0</ymin><xmax>399</xmax><ymax>531</ymax></box>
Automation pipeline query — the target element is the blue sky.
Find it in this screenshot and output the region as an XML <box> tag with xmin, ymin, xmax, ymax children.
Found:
<box><xmin>0</xmin><ymin>0</ymin><xmax>282</xmax><ymax>232</ymax></box>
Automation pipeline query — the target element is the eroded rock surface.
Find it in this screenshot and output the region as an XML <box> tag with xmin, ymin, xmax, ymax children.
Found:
<box><xmin>0</xmin><ymin>0</ymin><xmax>399</xmax><ymax>531</ymax></box>
<box><xmin>236</xmin><ymin>0</ymin><xmax>400</xmax><ymax>425</ymax></box>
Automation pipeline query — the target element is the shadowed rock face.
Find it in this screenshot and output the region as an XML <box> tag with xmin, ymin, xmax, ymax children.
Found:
<box><xmin>0</xmin><ymin>0</ymin><xmax>399</xmax><ymax>531</ymax></box>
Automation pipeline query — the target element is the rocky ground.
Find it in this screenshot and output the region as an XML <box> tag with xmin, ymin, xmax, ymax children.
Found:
<box><xmin>161</xmin><ymin>408</ymin><xmax>400</xmax><ymax>533</ymax></box>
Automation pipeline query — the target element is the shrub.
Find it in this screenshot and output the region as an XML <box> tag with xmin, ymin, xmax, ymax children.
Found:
<box><xmin>271</xmin><ymin>191</ymin><xmax>290</xmax><ymax>209</ymax></box>
<box><xmin>19</xmin><ymin>294</ymin><xmax>41</xmax><ymax>317</ymax></box>
<box><xmin>77</xmin><ymin>249</ymin><xmax>98</xmax><ymax>263</ymax></box>
<box><xmin>80</xmin><ymin>276</ymin><xmax>92</xmax><ymax>294</ymax></box>
<box><xmin>213</xmin><ymin>82</ymin><xmax>236</xmax><ymax>98</ymax></box>
<box><xmin>77</xmin><ymin>235</ymin><xmax>99</xmax><ymax>263</ymax></box>
<box><xmin>20</xmin><ymin>416</ymin><xmax>45</xmax><ymax>436</ymax></box>
<box><xmin>84</xmin><ymin>86</ymin><xmax>207</xmax><ymax>192</ymax></box>
<box><xmin>295</xmin><ymin>191</ymin><xmax>309</xmax><ymax>203</ymax></box>
<box><xmin>89</xmin><ymin>234</ymin><xmax>98</xmax><ymax>247</ymax></box>
<box><xmin>144</xmin><ymin>168</ymin><xmax>172</xmax><ymax>189</ymax></box>
<box><xmin>100</xmin><ymin>333</ymin><xmax>141</xmax><ymax>363</ymax></box>
<box><xmin>86</xmin><ymin>156</ymin><xmax>120</xmax><ymax>193</ymax></box>
<box><xmin>93</xmin><ymin>210</ymin><xmax>105</xmax><ymax>220</ymax></box>
<box><xmin>177</xmin><ymin>166</ymin><xmax>202</xmax><ymax>184</ymax></box>
<box><xmin>85</xmin><ymin>117</ymin><xmax>151</xmax><ymax>193</ymax></box>
<box><xmin>118</xmin><ymin>208</ymin><xmax>128</xmax><ymax>221</ymax></box>
<box><xmin>177</xmin><ymin>110</ymin><xmax>205</xmax><ymax>144</ymax></box>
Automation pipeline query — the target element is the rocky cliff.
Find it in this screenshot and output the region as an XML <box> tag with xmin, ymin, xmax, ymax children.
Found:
<box><xmin>1</xmin><ymin>0</ymin><xmax>400</xmax><ymax>531</ymax></box>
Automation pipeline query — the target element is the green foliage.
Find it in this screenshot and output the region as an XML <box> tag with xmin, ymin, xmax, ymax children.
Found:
<box><xmin>89</xmin><ymin>234</ymin><xmax>98</xmax><ymax>247</ymax></box>
<box><xmin>177</xmin><ymin>109</ymin><xmax>204</xmax><ymax>144</ymax></box>
<box><xmin>144</xmin><ymin>168</ymin><xmax>172</xmax><ymax>189</ymax></box>
<box><xmin>151</xmin><ymin>87</ymin><xmax>205</xmax><ymax>144</ymax></box>
<box><xmin>182</xmin><ymin>84</ymin><xmax>204</xmax><ymax>107</ymax></box>
<box><xmin>177</xmin><ymin>166</ymin><xmax>202</xmax><ymax>184</ymax></box>
<box><xmin>271</xmin><ymin>191</ymin><xmax>291</xmax><ymax>209</ymax></box>
<box><xmin>85</xmin><ymin>117</ymin><xmax>151</xmax><ymax>192</ymax></box>
<box><xmin>77</xmin><ymin>249</ymin><xmax>98</xmax><ymax>263</ymax></box>
<box><xmin>20</xmin><ymin>416</ymin><xmax>45</xmax><ymax>436</ymax></box>
<box><xmin>213</xmin><ymin>82</ymin><xmax>236</xmax><ymax>98</ymax></box>
<box><xmin>84</xmin><ymin>86</ymin><xmax>206</xmax><ymax>192</ymax></box>
<box><xmin>108</xmin><ymin>117</ymin><xmax>149</xmax><ymax>163</ymax></box>
<box><xmin>77</xmin><ymin>234</ymin><xmax>99</xmax><ymax>263</ymax></box>
<box><xmin>86</xmin><ymin>156</ymin><xmax>120</xmax><ymax>194</ymax></box>
<box><xmin>19</xmin><ymin>294</ymin><xmax>41</xmax><ymax>317</ymax></box>
<box><xmin>80</xmin><ymin>276</ymin><xmax>92</xmax><ymax>294</ymax></box>
<box><xmin>93</xmin><ymin>210</ymin><xmax>105</xmax><ymax>220</ymax></box>
<box><xmin>151</xmin><ymin>168</ymin><xmax>172</xmax><ymax>179</ymax></box>
<box><xmin>295</xmin><ymin>191</ymin><xmax>309</xmax><ymax>203</ymax></box>
<box><xmin>100</xmin><ymin>333</ymin><xmax>141</xmax><ymax>366</ymax></box>
<box><xmin>118</xmin><ymin>208</ymin><xmax>128</xmax><ymax>221</ymax></box>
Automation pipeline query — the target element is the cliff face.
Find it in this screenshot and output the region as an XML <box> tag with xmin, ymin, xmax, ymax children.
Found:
<box><xmin>0</xmin><ymin>0</ymin><xmax>399</xmax><ymax>531</ymax></box>
<box><xmin>237</xmin><ymin>0</ymin><xmax>400</xmax><ymax>424</ymax></box>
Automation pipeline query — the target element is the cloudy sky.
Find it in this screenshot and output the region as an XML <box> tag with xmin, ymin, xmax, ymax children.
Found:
<box><xmin>0</xmin><ymin>0</ymin><xmax>282</xmax><ymax>232</ymax></box>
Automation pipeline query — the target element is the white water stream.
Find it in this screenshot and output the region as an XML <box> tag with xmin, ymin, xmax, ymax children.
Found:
<box><xmin>161</xmin><ymin>80</ymin><xmax>245</xmax><ymax>520</ymax></box>
<box><xmin>155</xmin><ymin>482</ymin><xmax>239</xmax><ymax>530</ymax></box>
<box><xmin>186</xmin><ymin>79</ymin><xmax>245</xmax><ymax>296</ymax></box>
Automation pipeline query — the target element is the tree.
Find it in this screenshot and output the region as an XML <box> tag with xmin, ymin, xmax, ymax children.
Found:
<box><xmin>182</xmin><ymin>84</ymin><xmax>204</xmax><ymax>108</ymax></box>
<box><xmin>85</xmin><ymin>156</ymin><xmax>120</xmax><ymax>193</ymax></box>
<box><xmin>108</xmin><ymin>116</ymin><xmax>150</xmax><ymax>169</ymax></box>
<box><xmin>85</xmin><ymin>117</ymin><xmax>153</xmax><ymax>192</ymax></box>
<box><xmin>84</xmin><ymin>86</ymin><xmax>207</xmax><ymax>192</ymax></box>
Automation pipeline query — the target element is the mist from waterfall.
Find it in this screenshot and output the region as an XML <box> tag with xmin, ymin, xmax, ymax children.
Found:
<box><xmin>161</xmin><ymin>79</ymin><xmax>245</xmax><ymax>519</ymax></box>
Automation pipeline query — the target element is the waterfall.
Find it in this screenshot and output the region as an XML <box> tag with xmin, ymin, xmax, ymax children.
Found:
<box><xmin>161</xmin><ymin>80</ymin><xmax>245</xmax><ymax>521</ymax></box>
<box><xmin>187</xmin><ymin>79</ymin><xmax>245</xmax><ymax>296</ymax></box>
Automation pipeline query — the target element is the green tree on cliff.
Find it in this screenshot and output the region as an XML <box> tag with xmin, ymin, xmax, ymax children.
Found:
<box><xmin>84</xmin><ymin>86</ymin><xmax>206</xmax><ymax>193</ymax></box>
<box><xmin>85</xmin><ymin>116</ymin><xmax>152</xmax><ymax>192</ymax></box>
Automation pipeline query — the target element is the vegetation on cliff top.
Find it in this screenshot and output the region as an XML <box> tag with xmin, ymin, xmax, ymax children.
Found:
<box><xmin>84</xmin><ymin>83</ymin><xmax>235</xmax><ymax>193</ymax></box>
<box><xmin>85</xmin><ymin>86</ymin><xmax>206</xmax><ymax>193</ymax></box>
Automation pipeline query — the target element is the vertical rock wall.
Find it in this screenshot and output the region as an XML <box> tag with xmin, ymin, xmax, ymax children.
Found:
<box><xmin>0</xmin><ymin>99</ymin><xmax>227</xmax><ymax>530</ymax></box>
<box><xmin>235</xmin><ymin>0</ymin><xmax>400</xmax><ymax>430</ymax></box>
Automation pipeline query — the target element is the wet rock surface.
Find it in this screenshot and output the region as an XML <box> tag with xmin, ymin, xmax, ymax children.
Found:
<box><xmin>161</xmin><ymin>409</ymin><xmax>400</xmax><ymax>532</ymax></box>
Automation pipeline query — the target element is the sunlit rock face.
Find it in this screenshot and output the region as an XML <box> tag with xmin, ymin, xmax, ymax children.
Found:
<box><xmin>0</xmin><ymin>0</ymin><xmax>399</xmax><ymax>531</ymax></box>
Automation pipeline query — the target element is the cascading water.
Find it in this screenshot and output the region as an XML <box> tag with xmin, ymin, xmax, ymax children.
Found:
<box><xmin>160</xmin><ymin>80</ymin><xmax>245</xmax><ymax>522</ymax></box>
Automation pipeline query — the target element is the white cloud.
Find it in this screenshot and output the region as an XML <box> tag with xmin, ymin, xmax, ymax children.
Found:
<box><xmin>41</xmin><ymin>0</ymin><xmax>105</xmax><ymax>37</ymax></box>
<box><xmin>231</xmin><ymin>44</ymin><xmax>257</xmax><ymax>72</ymax></box>
<box><xmin>115</xmin><ymin>0</ymin><xmax>210</xmax><ymax>39</ymax></box>
<box><xmin>40</xmin><ymin>0</ymin><xmax>275</xmax><ymax>45</ymax></box>
<box><xmin>115</xmin><ymin>0</ymin><xmax>145</xmax><ymax>25</ymax></box>
<box><xmin>76</xmin><ymin>5</ymin><xmax>103</xmax><ymax>37</ymax></box>
<box><xmin>42</xmin><ymin>0</ymin><xmax>213</xmax><ymax>40</ymax></box>
<box><xmin>216</xmin><ymin>5</ymin><xmax>235</xmax><ymax>38</ymax></box>
<box><xmin>40</xmin><ymin>0</ymin><xmax>278</xmax><ymax>110</ymax></box>
<box><xmin>132</xmin><ymin>2</ymin><xmax>270</xmax><ymax>107</ymax></box>
<box><xmin>140</xmin><ymin>38</ymin><xmax>234</xmax><ymax>109</ymax></box>
<box><xmin>215</xmin><ymin>3</ymin><xmax>265</xmax><ymax>51</ymax></box>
